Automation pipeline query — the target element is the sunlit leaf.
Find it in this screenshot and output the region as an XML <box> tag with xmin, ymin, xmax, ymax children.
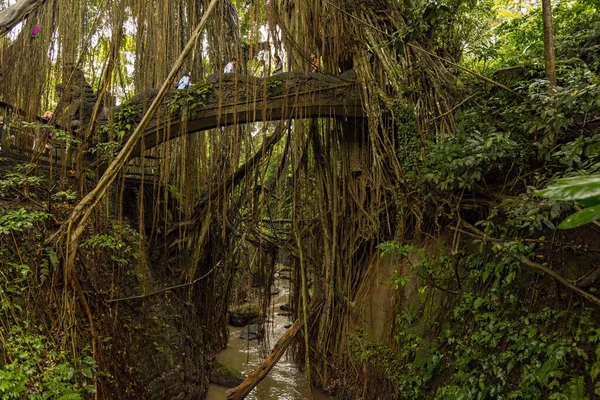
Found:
<box><xmin>557</xmin><ymin>203</ymin><xmax>600</xmax><ymax>229</ymax></box>
<box><xmin>534</xmin><ymin>175</ymin><xmax>600</xmax><ymax>200</ymax></box>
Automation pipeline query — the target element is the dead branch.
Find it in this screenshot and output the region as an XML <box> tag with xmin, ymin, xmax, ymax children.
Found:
<box><xmin>105</xmin><ymin>263</ymin><xmax>218</xmax><ymax>303</ymax></box>
<box><xmin>192</xmin><ymin>122</ymin><xmax>287</xmax><ymax>213</ymax></box>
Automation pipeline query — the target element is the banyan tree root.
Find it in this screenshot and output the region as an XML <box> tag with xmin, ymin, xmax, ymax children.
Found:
<box><xmin>226</xmin><ymin>293</ymin><xmax>324</xmax><ymax>400</ymax></box>
<box><xmin>576</xmin><ymin>265</ymin><xmax>600</xmax><ymax>289</ymax></box>
<box><xmin>47</xmin><ymin>0</ymin><xmax>220</xmax><ymax>261</ymax></box>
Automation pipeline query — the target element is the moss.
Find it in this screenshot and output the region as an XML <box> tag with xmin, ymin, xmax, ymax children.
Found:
<box><xmin>210</xmin><ymin>360</ymin><xmax>244</xmax><ymax>387</ymax></box>
<box><xmin>232</xmin><ymin>303</ymin><xmax>258</xmax><ymax>315</ymax></box>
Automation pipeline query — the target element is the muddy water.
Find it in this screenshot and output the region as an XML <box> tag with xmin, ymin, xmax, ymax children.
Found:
<box><xmin>206</xmin><ymin>280</ymin><xmax>335</xmax><ymax>400</ymax></box>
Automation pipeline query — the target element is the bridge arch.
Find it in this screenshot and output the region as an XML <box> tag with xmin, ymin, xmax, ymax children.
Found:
<box><xmin>124</xmin><ymin>72</ymin><xmax>365</xmax><ymax>158</ymax></box>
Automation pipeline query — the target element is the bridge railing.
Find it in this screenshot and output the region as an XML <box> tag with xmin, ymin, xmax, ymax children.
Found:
<box><xmin>123</xmin><ymin>155</ymin><xmax>160</xmax><ymax>179</ymax></box>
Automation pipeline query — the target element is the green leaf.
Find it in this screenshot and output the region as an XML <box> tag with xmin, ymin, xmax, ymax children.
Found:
<box><xmin>576</xmin><ymin>197</ymin><xmax>600</xmax><ymax>207</ymax></box>
<box><xmin>585</xmin><ymin>142</ymin><xmax>600</xmax><ymax>158</ymax></box>
<box><xmin>81</xmin><ymin>367</ymin><xmax>93</xmax><ymax>378</ymax></box>
<box><xmin>557</xmin><ymin>203</ymin><xmax>600</xmax><ymax>229</ymax></box>
<box><xmin>535</xmin><ymin>175</ymin><xmax>600</xmax><ymax>200</ymax></box>
<box><xmin>394</xmin><ymin>39</ymin><xmax>405</xmax><ymax>56</ymax></box>
<box><xmin>56</xmin><ymin>393</ymin><xmax>82</xmax><ymax>400</ymax></box>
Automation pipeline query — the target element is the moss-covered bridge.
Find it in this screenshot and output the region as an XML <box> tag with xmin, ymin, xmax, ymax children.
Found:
<box><xmin>117</xmin><ymin>71</ymin><xmax>364</xmax><ymax>158</ymax></box>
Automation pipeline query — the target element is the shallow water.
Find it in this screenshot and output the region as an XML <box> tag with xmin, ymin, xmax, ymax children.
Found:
<box><xmin>206</xmin><ymin>280</ymin><xmax>335</xmax><ymax>400</ymax></box>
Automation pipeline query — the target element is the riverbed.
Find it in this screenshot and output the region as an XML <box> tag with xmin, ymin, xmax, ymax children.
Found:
<box><xmin>206</xmin><ymin>280</ymin><xmax>335</xmax><ymax>400</ymax></box>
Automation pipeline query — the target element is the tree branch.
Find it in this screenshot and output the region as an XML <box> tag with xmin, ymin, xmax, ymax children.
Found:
<box><xmin>0</xmin><ymin>0</ymin><xmax>47</xmax><ymax>38</ymax></box>
<box><xmin>460</xmin><ymin>220</ymin><xmax>600</xmax><ymax>307</ymax></box>
<box><xmin>192</xmin><ymin>122</ymin><xmax>287</xmax><ymax>214</ymax></box>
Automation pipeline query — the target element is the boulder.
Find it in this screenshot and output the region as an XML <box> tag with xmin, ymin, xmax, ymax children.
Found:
<box><xmin>240</xmin><ymin>324</ymin><xmax>263</xmax><ymax>341</ymax></box>
<box><xmin>210</xmin><ymin>360</ymin><xmax>245</xmax><ymax>388</ymax></box>
<box><xmin>228</xmin><ymin>303</ymin><xmax>259</xmax><ymax>327</ymax></box>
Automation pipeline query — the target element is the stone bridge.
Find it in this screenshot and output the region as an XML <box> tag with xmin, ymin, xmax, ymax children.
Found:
<box><xmin>1</xmin><ymin>71</ymin><xmax>365</xmax><ymax>166</ymax></box>
<box><xmin>118</xmin><ymin>71</ymin><xmax>364</xmax><ymax>158</ymax></box>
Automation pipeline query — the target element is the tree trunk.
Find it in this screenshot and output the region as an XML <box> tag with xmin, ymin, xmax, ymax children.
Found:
<box><xmin>541</xmin><ymin>0</ymin><xmax>557</xmax><ymax>89</ymax></box>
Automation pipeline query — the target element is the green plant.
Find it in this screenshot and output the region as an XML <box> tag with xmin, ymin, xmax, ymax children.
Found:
<box><xmin>424</xmin><ymin>129</ymin><xmax>521</xmax><ymax>191</ymax></box>
<box><xmin>267</xmin><ymin>79</ymin><xmax>281</xmax><ymax>93</ymax></box>
<box><xmin>112</xmin><ymin>103</ymin><xmax>137</xmax><ymax>141</ymax></box>
<box><xmin>86</xmin><ymin>141</ymin><xmax>121</xmax><ymax>161</ymax></box>
<box><xmin>39</xmin><ymin>247</ymin><xmax>58</xmax><ymax>284</ymax></box>
<box><xmin>0</xmin><ymin>325</ymin><xmax>97</xmax><ymax>399</ymax></box>
<box><xmin>0</xmin><ymin>173</ymin><xmax>43</xmax><ymax>196</ymax></box>
<box><xmin>168</xmin><ymin>84</ymin><xmax>212</xmax><ymax>116</ymax></box>
<box><xmin>535</xmin><ymin>175</ymin><xmax>600</xmax><ymax>228</ymax></box>
<box><xmin>53</xmin><ymin>128</ymin><xmax>81</xmax><ymax>146</ymax></box>
<box><xmin>81</xmin><ymin>233</ymin><xmax>138</xmax><ymax>266</ymax></box>
<box><xmin>51</xmin><ymin>190</ymin><xmax>77</xmax><ymax>203</ymax></box>
<box><xmin>0</xmin><ymin>208</ymin><xmax>50</xmax><ymax>235</ymax></box>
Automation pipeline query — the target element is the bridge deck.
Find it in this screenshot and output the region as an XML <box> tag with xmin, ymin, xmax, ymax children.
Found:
<box><xmin>121</xmin><ymin>72</ymin><xmax>364</xmax><ymax>158</ymax></box>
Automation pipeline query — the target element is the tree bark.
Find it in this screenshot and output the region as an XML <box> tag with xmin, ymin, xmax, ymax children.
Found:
<box><xmin>576</xmin><ymin>265</ymin><xmax>600</xmax><ymax>289</ymax></box>
<box><xmin>0</xmin><ymin>0</ymin><xmax>47</xmax><ymax>38</ymax></box>
<box><xmin>541</xmin><ymin>0</ymin><xmax>557</xmax><ymax>89</ymax></box>
<box><xmin>226</xmin><ymin>294</ymin><xmax>324</xmax><ymax>400</ymax></box>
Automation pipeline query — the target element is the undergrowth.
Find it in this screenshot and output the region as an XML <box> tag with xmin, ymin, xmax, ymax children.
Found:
<box><xmin>0</xmin><ymin>162</ymin><xmax>141</xmax><ymax>398</ymax></box>
<box><xmin>348</xmin><ymin>3</ymin><xmax>600</xmax><ymax>397</ymax></box>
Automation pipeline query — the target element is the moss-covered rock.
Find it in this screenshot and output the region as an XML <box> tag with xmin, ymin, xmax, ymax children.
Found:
<box><xmin>209</xmin><ymin>360</ymin><xmax>244</xmax><ymax>388</ymax></box>
<box><xmin>228</xmin><ymin>303</ymin><xmax>259</xmax><ymax>327</ymax></box>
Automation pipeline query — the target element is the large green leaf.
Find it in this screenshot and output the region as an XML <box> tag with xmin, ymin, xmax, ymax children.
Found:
<box><xmin>534</xmin><ymin>175</ymin><xmax>600</xmax><ymax>200</ymax></box>
<box><xmin>576</xmin><ymin>197</ymin><xmax>600</xmax><ymax>207</ymax></box>
<box><xmin>558</xmin><ymin>203</ymin><xmax>600</xmax><ymax>229</ymax></box>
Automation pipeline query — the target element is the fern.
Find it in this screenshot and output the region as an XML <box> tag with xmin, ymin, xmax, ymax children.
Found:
<box><xmin>549</xmin><ymin>376</ymin><xmax>587</xmax><ymax>400</ymax></box>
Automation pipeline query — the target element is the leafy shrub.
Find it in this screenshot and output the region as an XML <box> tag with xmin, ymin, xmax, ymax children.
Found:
<box><xmin>424</xmin><ymin>129</ymin><xmax>521</xmax><ymax>191</ymax></box>
<box><xmin>51</xmin><ymin>190</ymin><xmax>77</xmax><ymax>203</ymax></box>
<box><xmin>81</xmin><ymin>233</ymin><xmax>138</xmax><ymax>266</ymax></box>
<box><xmin>0</xmin><ymin>325</ymin><xmax>97</xmax><ymax>399</ymax></box>
<box><xmin>360</xmin><ymin>241</ymin><xmax>600</xmax><ymax>399</ymax></box>
<box><xmin>168</xmin><ymin>84</ymin><xmax>212</xmax><ymax>116</ymax></box>
<box><xmin>0</xmin><ymin>208</ymin><xmax>50</xmax><ymax>235</ymax></box>
<box><xmin>0</xmin><ymin>173</ymin><xmax>43</xmax><ymax>196</ymax></box>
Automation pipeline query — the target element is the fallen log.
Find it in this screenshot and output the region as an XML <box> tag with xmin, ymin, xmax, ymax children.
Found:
<box><xmin>226</xmin><ymin>293</ymin><xmax>324</xmax><ymax>400</ymax></box>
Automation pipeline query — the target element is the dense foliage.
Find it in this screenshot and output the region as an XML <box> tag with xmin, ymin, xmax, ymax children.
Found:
<box><xmin>346</xmin><ymin>0</ymin><xmax>600</xmax><ymax>398</ymax></box>
<box><xmin>2</xmin><ymin>0</ymin><xmax>600</xmax><ymax>398</ymax></box>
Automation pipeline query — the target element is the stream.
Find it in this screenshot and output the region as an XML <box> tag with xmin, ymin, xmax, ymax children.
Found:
<box><xmin>206</xmin><ymin>279</ymin><xmax>336</xmax><ymax>400</ymax></box>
